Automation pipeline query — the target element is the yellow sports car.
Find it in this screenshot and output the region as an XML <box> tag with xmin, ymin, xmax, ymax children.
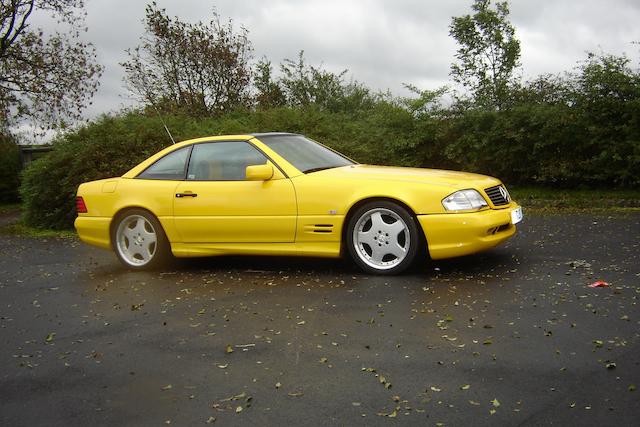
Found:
<box><xmin>74</xmin><ymin>133</ymin><xmax>523</xmax><ymax>274</ymax></box>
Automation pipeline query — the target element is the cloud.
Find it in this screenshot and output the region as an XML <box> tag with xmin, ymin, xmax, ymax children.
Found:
<box><xmin>33</xmin><ymin>0</ymin><xmax>640</xmax><ymax>119</ymax></box>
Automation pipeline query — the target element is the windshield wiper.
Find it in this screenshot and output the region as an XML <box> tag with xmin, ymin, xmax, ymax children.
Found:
<box><xmin>302</xmin><ymin>166</ymin><xmax>336</xmax><ymax>174</ymax></box>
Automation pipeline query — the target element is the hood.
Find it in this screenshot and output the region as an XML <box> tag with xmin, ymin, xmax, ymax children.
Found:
<box><xmin>312</xmin><ymin>164</ymin><xmax>501</xmax><ymax>189</ymax></box>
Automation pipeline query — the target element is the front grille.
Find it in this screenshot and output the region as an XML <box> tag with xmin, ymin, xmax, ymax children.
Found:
<box><xmin>484</xmin><ymin>185</ymin><xmax>510</xmax><ymax>206</ymax></box>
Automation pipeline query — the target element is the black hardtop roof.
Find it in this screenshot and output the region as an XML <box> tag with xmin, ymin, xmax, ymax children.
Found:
<box><xmin>251</xmin><ymin>132</ymin><xmax>300</xmax><ymax>137</ymax></box>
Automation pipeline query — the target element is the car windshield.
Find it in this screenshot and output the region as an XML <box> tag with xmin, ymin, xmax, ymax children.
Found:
<box><xmin>257</xmin><ymin>134</ymin><xmax>355</xmax><ymax>173</ymax></box>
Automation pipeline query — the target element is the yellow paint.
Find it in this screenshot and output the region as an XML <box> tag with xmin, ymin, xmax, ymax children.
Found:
<box><xmin>418</xmin><ymin>206</ymin><xmax>518</xmax><ymax>259</ymax></box>
<box><xmin>75</xmin><ymin>134</ymin><xmax>521</xmax><ymax>263</ymax></box>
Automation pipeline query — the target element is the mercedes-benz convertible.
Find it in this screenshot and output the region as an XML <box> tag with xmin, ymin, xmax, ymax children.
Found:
<box><xmin>74</xmin><ymin>133</ymin><xmax>522</xmax><ymax>274</ymax></box>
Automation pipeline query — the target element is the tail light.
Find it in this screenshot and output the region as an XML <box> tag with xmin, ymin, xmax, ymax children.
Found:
<box><xmin>76</xmin><ymin>196</ymin><xmax>88</xmax><ymax>214</ymax></box>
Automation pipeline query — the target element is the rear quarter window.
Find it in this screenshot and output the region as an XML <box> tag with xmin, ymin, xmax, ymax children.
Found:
<box><xmin>137</xmin><ymin>147</ymin><xmax>191</xmax><ymax>180</ymax></box>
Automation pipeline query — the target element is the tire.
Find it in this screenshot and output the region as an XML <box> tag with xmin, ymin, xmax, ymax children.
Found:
<box><xmin>346</xmin><ymin>201</ymin><xmax>420</xmax><ymax>275</ymax></box>
<box><xmin>111</xmin><ymin>209</ymin><xmax>171</xmax><ymax>270</ymax></box>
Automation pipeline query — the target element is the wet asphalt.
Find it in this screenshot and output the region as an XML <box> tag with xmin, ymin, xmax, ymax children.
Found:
<box><xmin>0</xmin><ymin>212</ymin><xmax>639</xmax><ymax>426</ymax></box>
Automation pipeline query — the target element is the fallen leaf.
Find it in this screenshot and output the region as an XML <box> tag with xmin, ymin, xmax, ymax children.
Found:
<box><xmin>491</xmin><ymin>398</ymin><xmax>500</xmax><ymax>408</ymax></box>
<box><xmin>225</xmin><ymin>344</ymin><xmax>234</xmax><ymax>354</ymax></box>
<box><xmin>588</xmin><ymin>280</ymin><xmax>609</xmax><ymax>288</ymax></box>
<box><xmin>430</xmin><ymin>386</ymin><xmax>441</xmax><ymax>392</ymax></box>
<box><xmin>629</xmin><ymin>384</ymin><xmax>636</xmax><ymax>392</ymax></box>
<box><xmin>235</xmin><ymin>343</ymin><xmax>256</xmax><ymax>349</ymax></box>
<box><xmin>235</xmin><ymin>406</ymin><xmax>243</xmax><ymax>413</ymax></box>
<box><xmin>219</xmin><ymin>392</ymin><xmax>246</xmax><ymax>402</ymax></box>
<box><xmin>161</xmin><ymin>384</ymin><xmax>173</xmax><ymax>391</ymax></box>
<box><xmin>275</xmin><ymin>382</ymin><xmax>281</xmax><ymax>389</ymax></box>
<box><xmin>45</xmin><ymin>333</ymin><xmax>56</xmax><ymax>343</ymax></box>
<box><xmin>460</xmin><ymin>384</ymin><xmax>470</xmax><ymax>390</ymax></box>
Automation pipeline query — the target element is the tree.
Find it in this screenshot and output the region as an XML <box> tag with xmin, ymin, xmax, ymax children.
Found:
<box><xmin>0</xmin><ymin>0</ymin><xmax>102</xmax><ymax>132</ymax></box>
<box><xmin>569</xmin><ymin>52</ymin><xmax>640</xmax><ymax>186</ymax></box>
<box><xmin>0</xmin><ymin>132</ymin><xmax>20</xmax><ymax>201</ymax></box>
<box><xmin>254</xmin><ymin>58</ymin><xmax>286</xmax><ymax>109</ymax></box>
<box><xmin>449</xmin><ymin>0</ymin><xmax>520</xmax><ymax>110</ymax></box>
<box><xmin>279</xmin><ymin>50</ymin><xmax>348</xmax><ymax>110</ymax></box>
<box><xmin>122</xmin><ymin>2</ymin><xmax>253</xmax><ymax>116</ymax></box>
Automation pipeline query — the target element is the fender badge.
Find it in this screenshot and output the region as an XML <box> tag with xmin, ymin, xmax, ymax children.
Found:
<box><xmin>329</xmin><ymin>210</ymin><xmax>337</xmax><ymax>215</ymax></box>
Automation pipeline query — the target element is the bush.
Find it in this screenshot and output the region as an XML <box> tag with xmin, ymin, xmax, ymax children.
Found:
<box><xmin>20</xmin><ymin>63</ymin><xmax>640</xmax><ymax>230</ymax></box>
<box><xmin>0</xmin><ymin>134</ymin><xmax>21</xmax><ymax>203</ymax></box>
<box><xmin>20</xmin><ymin>107</ymin><xmax>425</xmax><ymax>229</ymax></box>
<box><xmin>21</xmin><ymin>113</ymin><xmax>174</xmax><ymax>229</ymax></box>
<box><xmin>441</xmin><ymin>54</ymin><xmax>640</xmax><ymax>187</ymax></box>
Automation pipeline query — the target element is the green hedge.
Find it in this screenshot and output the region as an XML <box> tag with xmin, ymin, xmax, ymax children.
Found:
<box><xmin>0</xmin><ymin>134</ymin><xmax>21</xmax><ymax>203</ymax></box>
<box><xmin>441</xmin><ymin>101</ymin><xmax>640</xmax><ymax>187</ymax></box>
<box><xmin>21</xmin><ymin>113</ymin><xmax>176</xmax><ymax>229</ymax></box>
<box><xmin>19</xmin><ymin>107</ymin><xmax>431</xmax><ymax>229</ymax></box>
<box><xmin>20</xmin><ymin>102</ymin><xmax>640</xmax><ymax>230</ymax></box>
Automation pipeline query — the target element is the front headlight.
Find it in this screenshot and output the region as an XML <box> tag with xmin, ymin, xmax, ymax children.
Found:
<box><xmin>442</xmin><ymin>189</ymin><xmax>488</xmax><ymax>211</ymax></box>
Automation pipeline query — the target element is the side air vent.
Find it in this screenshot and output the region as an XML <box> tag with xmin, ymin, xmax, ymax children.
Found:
<box><xmin>304</xmin><ymin>224</ymin><xmax>334</xmax><ymax>234</ymax></box>
<box><xmin>312</xmin><ymin>224</ymin><xmax>333</xmax><ymax>233</ymax></box>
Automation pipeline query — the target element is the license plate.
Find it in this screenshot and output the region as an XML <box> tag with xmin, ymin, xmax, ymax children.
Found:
<box><xmin>511</xmin><ymin>207</ymin><xmax>523</xmax><ymax>224</ymax></box>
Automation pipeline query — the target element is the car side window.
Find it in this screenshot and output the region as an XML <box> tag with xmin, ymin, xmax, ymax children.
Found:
<box><xmin>186</xmin><ymin>141</ymin><xmax>268</xmax><ymax>181</ymax></box>
<box><xmin>138</xmin><ymin>147</ymin><xmax>190</xmax><ymax>180</ymax></box>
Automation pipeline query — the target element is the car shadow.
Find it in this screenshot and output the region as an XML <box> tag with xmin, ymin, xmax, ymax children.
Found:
<box><xmin>168</xmin><ymin>247</ymin><xmax>521</xmax><ymax>279</ymax></box>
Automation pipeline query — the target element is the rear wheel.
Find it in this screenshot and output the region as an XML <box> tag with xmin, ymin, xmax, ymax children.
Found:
<box><xmin>112</xmin><ymin>209</ymin><xmax>170</xmax><ymax>270</ymax></box>
<box><xmin>346</xmin><ymin>201</ymin><xmax>420</xmax><ymax>275</ymax></box>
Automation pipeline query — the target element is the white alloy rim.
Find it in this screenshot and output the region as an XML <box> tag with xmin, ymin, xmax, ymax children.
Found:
<box><xmin>352</xmin><ymin>208</ymin><xmax>409</xmax><ymax>270</ymax></box>
<box><xmin>116</xmin><ymin>215</ymin><xmax>157</xmax><ymax>266</ymax></box>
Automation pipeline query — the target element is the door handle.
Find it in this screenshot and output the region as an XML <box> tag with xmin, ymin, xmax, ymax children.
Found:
<box><xmin>176</xmin><ymin>192</ymin><xmax>198</xmax><ymax>198</ymax></box>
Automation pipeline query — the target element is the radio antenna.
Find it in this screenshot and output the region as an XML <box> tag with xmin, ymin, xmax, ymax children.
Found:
<box><xmin>130</xmin><ymin>74</ymin><xmax>177</xmax><ymax>145</ymax></box>
<box><xmin>148</xmin><ymin>100</ymin><xmax>176</xmax><ymax>145</ymax></box>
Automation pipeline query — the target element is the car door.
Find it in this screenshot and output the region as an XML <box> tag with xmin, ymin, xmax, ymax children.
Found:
<box><xmin>173</xmin><ymin>140</ymin><xmax>297</xmax><ymax>243</ymax></box>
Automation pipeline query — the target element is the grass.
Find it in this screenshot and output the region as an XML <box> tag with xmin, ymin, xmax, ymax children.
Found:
<box><xmin>0</xmin><ymin>203</ymin><xmax>76</xmax><ymax>238</ymax></box>
<box><xmin>509</xmin><ymin>187</ymin><xmax>640</xmax><ymax>209</ymax></box>
<box><xmin>0</xmin><ymin>222</ymin><xmax>77</xmax><ymax>238</ymax></box>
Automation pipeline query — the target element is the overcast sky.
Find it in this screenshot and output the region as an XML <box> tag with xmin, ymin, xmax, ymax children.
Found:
<box><xmin>41</xmin><ymin>0</ymin><xmax>640</xmax><ymax>119</ymax></box>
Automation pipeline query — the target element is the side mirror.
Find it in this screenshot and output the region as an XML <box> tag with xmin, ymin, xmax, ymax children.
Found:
<box><xmin>246</xmin><ymin>162</ymin><xmax>274</xmax><ymax>181</ymax></box>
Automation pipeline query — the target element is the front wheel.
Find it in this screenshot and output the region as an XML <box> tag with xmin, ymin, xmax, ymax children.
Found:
<box><xmin>112</xmin><ymin>209</ymin><xmax>171</xmax><ymax>270</ymax></box>
<box><xmin>346</xmin><ymin>201</ymin><xmax>420</xmax><ymax>275</ymax></box>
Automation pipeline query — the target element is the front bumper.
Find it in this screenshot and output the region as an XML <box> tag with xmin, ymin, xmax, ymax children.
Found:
<box><xmin>417</xmin><ymin>204</ymin><xmax>521</xmax><ymax>260</ymax></box>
